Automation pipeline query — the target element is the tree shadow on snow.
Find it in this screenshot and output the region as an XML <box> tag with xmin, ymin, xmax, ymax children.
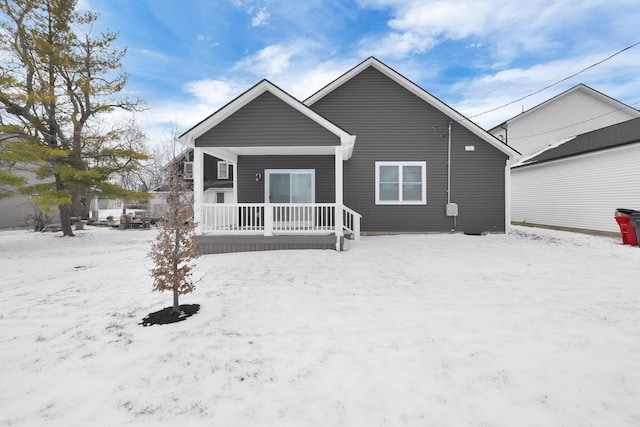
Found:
<box><xmin>140</xmin><ymin>304</ymin><xmax>200</xmax><ymax>326</ymax></box>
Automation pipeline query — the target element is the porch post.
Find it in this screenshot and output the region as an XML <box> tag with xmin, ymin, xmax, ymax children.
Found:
<box><xmin>334</xmin><ymin>146</ymin><xmax>344</xmax><ymax>251</ymax></box>
<box><xmin>193</xmin><ymin>147</ymin><xmax>204</xmax><ymax>235</ymax></box>
<box><xmin>232</xmin><ymin>159</ymin><xmax>238</xmax><ymax>203</ymax></box>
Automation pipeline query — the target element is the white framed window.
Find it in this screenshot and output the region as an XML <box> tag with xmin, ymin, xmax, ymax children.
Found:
<box><xmin>183</xmin><ymin>161</ymin><xmax>193</xmax><ymax>178</ymax></box>
<box><xmin>375</xmin><ymin>161</ymin><xmax>426</xmax><ymax>205</ymax></box>
<box><xmin>217</xmin><ymin>161</ymin><xmax>230</xmax><ymax>180</ymax></box>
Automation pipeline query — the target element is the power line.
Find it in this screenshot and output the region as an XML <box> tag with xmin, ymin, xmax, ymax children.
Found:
<box><xmin>506</xmin><ymin>99</ymin><xmax>640</xmax><ymax>140</ymax></box>
<box><xmin>468</xmin><ymin>41</ymin><xmax>640</xmax><ymax>120</ymax></box>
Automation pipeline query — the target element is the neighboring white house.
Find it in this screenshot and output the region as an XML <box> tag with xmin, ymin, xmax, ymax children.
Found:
<box><xmin>489</xmin><ymin>84</ymin><xmax>640</xmax><ymax>156</ymax></box>
<box><xmin>0</xmin><ymin>136</ymin><xmax>59</xmax><ymax>228</ymax></box>
<box><xmin>511</xmin><ymin>117</ymin><xmax>640</xmax><ymax>234</ymax></box>
<box><xmin>0</xmin><ymin>174</ymin><xmax>37</xmax><ymax>228</ymax></box>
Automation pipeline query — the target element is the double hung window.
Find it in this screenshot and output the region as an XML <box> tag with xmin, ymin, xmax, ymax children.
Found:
<box><xmin>375</xmin><ymin>161</ymin><xmax>426</xmax><ymax>205</ymax></box>
<box><xmin>217</xmin><ymin>161</ymin><xmax>230</xmax><ymax>180</ymax></box>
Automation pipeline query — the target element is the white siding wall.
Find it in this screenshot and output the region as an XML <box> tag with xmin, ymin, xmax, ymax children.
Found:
<box><xmin>495</xmin><ymin>90</ymin><xmax>639</xmax><ymax>156</ymax></box>
<box><xmin>0</xmin><ymin>193</ymin><xmax>33</xmax><ymax>228</ymax></box>
<box><xmin>0</xmin><ymin>168</ymin><xmax>59</xmax><ymax>228</ymax></box>
<box><xmin>511</xmin><ymin>143</ymin><xmax>640</xmax><ymax>233</ymax></box>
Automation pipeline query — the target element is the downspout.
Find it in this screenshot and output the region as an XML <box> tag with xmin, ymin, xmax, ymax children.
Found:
<box><xmin>447</xmin><ymin>121</ymin><xmax>452</xmax><ymax>205</ymax></box>
<box><xmin>447</xmin><ymin>121</ymin><xmax>456</xmax><ymax>229</ymax></box>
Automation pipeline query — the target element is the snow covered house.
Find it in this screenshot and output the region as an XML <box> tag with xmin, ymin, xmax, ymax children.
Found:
<box><xmin>489</xmin><ymin>84</ymin><xmax>640</xmax><ymax>156</ymax></box>
<box><xmin>178</xmin><ymin>57</ymin><xmax>519</xmax><ymax>254</ymax></box>
<box><xmin>511</xmin><ymin>117</ymin><xmax>640</xmax><ymax>234</ymax></box>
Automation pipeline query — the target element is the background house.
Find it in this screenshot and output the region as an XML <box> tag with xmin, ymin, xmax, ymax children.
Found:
<box><xmin>0</xmin><ymin>171</ymin><xmax>39</xmax><ymax>228</ymax></box>
<box><xmin>489</xmin><ymin>84</ymin><xmax>640</xmax><ymax>156</ymax></box>
<box><xmin>511</xmin><ymin>117</ymin><xmax>640</xmax><ymax>234</ymax></box>
<box><xmin>179</xmin><ymin>58</ymin><xmax>518</xmax><ymax>254</ymax></box>
<box><xmin>0</xmin><ymin>133</ymin><xmax>59</xmax><ymax>228</ymax></box>
<box><xmin>149</xmin><ymin>147</ymin><xmax>234</xmax><ymax>220</ymax></box>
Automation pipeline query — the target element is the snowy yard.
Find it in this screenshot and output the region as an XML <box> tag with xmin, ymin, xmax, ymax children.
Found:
<box><xmin>1</xmin><ymin>225</ymin><xmax>640</xmax><ymax>426</ymax></box>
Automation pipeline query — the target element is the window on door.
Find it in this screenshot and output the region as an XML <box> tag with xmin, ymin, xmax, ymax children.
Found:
<box><xmin>265</xmin><ymin>170</ymin><xmax>315</xmax><ymax>203</ymax></box>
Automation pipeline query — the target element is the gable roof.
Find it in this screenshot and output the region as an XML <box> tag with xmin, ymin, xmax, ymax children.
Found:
<box><xmin>178</xmin><ymin>79</ymin><xmax>356</xmax><ymax>158</ymax></box>
<box><xmin>304</xmin><ymin>57</ymin><xmax>520</xmax><ymax>159</ymax></box>
<box><xmin>489</xmin><ymin>84</ymin><xmax>640</xmax><ymax>132</ymax></box>
<box><xmin>513</xmin><ymin>116</ymin><xmax>640</xmax><ymax>168</ymax></box>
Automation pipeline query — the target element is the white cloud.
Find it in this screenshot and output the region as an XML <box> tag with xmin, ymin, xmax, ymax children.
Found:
<box><xmin>251</xmin><ymin>8</ymin><xmax>270</xmax><ymax>27</ymax></box>
<box><xmin>233</xmin><ymin>44</ymin><xmax>297</xmax><ymax>78</ymax></box>
<box><xmin>130</xmin><ymin>48</ymin><xmax>172</xmax><ymax>63</ymax></box>
<box><xmin>450</xmin><ymin>47</ymin><xmax>640</xmax><ymax>129</ymax></box>
<box><xmin>356</xmin><ymin>0</ymin><xmax>525</xmax><ymax>57</ymax></box>
<box><xmin>361</xmin><ymin>31</ymin><xmax>437</xmax><ymax>59</ymax></box>
<box><xmin>286</xmin><ymin>59</ymin><xmax>360</xmax><ymax>100</ymax></box>
<box><xmin>230</xmin><ymin>42</ymin><xmax>370</xmax><ymax>100</ymax></box>
<box><xmin>356</xmin><ymin>0</ymin><xmax>639</xmax><ymax>64</ymax></box>
<box><xmin>231</xmin><ymin>41</ymin><xmax>329</xmax><ymax>80</ymax></box>
<box><xmin>183</xmin><ymin>79</ymin><xmax>247</xmax><ymax>106</ymax></box>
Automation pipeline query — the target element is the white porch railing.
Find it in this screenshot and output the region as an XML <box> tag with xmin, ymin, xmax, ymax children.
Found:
<box><xmin>343</xmin><ymin>205</ymin><xmax>362</xmax><ymax>241</ymax></box>
<box><xmin>201</xmin><ymin>203</ymin><xmax>360</xmax><ymax>240</ymax></box>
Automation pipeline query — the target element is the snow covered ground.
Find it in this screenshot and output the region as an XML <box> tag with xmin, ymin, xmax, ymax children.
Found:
<box><xmin>1</xmin><ymin>225</ymin><xmax>640</xmax><ymax>426</ymax></box>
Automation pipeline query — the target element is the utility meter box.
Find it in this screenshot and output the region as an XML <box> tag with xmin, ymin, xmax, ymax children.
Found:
<box><xmin>446</xmin><ymin>203</ymin><xmax>458</xmax><ymax>216</ymax></box>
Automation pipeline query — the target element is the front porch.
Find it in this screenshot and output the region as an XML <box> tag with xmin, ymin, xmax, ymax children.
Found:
<box><xmin>197</xmin><ymin>203</ymin><xmax>361</xmax><ymax>254</ymax></box>
<box><xmin>178</xmin><ymin>79</ymin><xmax>361</xmax><ymax>254</ymax></box>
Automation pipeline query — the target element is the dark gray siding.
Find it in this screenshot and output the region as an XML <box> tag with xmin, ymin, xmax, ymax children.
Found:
<box><xmin>310</xmin><ymin>66</ymin><xmax>508</xmax><ymax>233</ymax></box>
<box><xmin>196</xmin><ymin>92</ymin><xmax>340</xmax><ymax>147</ymax></box>
<box><xmin>237</xmin><ymin>155</ymin><xmax>335</xmax><ymax>203</ymax></box>
<box><xmin>203</xmin><ymin>154</ymin><xmax>233</xmax><ymax>189</ymax></box>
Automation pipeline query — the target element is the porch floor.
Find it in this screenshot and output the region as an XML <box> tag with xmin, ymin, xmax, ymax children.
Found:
<box><xmin>198</xmin><ymin>234</ymin><xmax>344</xmax><ymax>255</ymax></box>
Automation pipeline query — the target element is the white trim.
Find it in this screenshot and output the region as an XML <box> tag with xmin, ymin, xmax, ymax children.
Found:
<box><xmin>217</xmin><ymin>160</ymin><xmax>229</xmax><ymax>179</ymax></box>
<box><xmin>304</xmin><ymin>57</ymin><xmax>519</xmax><ymax>160</ymax></box>
<box><xmin>334</xmin><ymin>146</ymin><xmax>344</xmax><ymax>249</ymax></box>
<box><xmin>374</xmin><ymin>161</ymin><xmax>427</xmax><ymax>205</ymax></box>
<box><xmin>232</xmin><ymin>160</ymin><xmax>238</xmax><ymax>203</ymax></box>
<box><xmin>200</xmin><ymin>145</ymin><xmax>340</xmax><ymax>157</ymax></box>
<box><xmin>193</xmin><ymin>147</ymin><xmax>204</xmax><ymax>234</ymax></box>
<box><xmin>264</xmin><ymin>169</ymin><xmax>316</xmax><ymax>204</ymax></box>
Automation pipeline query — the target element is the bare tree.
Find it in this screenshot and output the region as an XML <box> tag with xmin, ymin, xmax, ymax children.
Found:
<box><xmin>116</xmin><ymin>121</ymin><xmax>186</xmax><ymax>193</ymax></box>
<box><xmin>148</xmin><ymin>169</ymin><xmax>199</xmax><ymax>314</ymax></box>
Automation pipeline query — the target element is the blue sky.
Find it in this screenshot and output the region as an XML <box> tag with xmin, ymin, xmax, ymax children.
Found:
<box><xmin>83</xmin><ymin>0</ymin><xmax>640</xmax><ymax>144</ymax></box>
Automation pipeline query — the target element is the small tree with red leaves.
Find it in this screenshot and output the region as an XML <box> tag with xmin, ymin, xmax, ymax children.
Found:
<box><xmin>149</xmin><ymin>169</ymin><xmax>199</xmax><ymax>314</ymax></box>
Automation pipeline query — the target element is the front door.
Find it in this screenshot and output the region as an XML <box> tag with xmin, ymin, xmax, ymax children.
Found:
<box><xmin>265</xmin><ymin>169</ymin><xmax>315</xmax><ymax>229</ymax></box>
<box><xmin>265</xmin><ymin>169</ymin><xmax>315</xmax><ymax>203</ymax></box>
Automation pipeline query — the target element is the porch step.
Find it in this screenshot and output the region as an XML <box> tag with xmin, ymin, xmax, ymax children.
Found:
<box><xmin>344</xmin><ymin>231</ymin><xmax>355</xmax><ymax>240</ymax></box>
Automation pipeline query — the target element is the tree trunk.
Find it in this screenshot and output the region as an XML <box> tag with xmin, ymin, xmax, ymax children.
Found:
<box><xmin>172</xmin><ymin>288</ymin><xmax>180</xmax><ymax>314</ymax></box>
<box><xmin>172</xmin><ymin>228</ymin><xmax>180</xmax><ymax>313</ymax></box>
<box><xmin>59</xmin><ymin>204</ymin><xmax>74</xmax><ymax>237</ymax></box>
<box><xmin>54</xmin><ymin>173</ymin><xmax>74</xmax><ymax>237</ymax></box>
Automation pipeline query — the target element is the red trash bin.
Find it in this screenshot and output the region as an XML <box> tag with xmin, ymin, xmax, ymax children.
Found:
<box><xmin>615</xmin><ymin>213</ymin><xmax>639</xmax><ymax>246</ymax></box>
